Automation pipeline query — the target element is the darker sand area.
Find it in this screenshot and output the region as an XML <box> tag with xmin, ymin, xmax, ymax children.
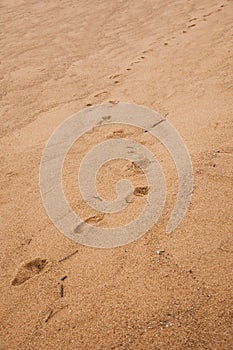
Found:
<box><xmin>0</xmin><ymin>0</ymin><xmax>233</xmax><ymax>349</ymax></box>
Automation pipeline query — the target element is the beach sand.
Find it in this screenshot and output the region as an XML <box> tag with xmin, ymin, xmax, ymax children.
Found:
<box><xmin>0</xmin><ymin>0</ymin><xmax>233</xmax><ymax>349</ymax></box>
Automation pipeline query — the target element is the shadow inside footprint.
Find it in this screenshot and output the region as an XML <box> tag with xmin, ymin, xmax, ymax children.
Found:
<box><xmin>134</xmin><ymin>186</ymin><xmax>149</xmax><ymax>197</ymax></box>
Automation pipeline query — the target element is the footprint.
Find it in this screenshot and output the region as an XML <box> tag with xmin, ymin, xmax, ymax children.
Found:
<box><xmin>109</xmin><ymin>74</ymin><xmax>121</xmax><ymax>79</ymax></box>
<box><xmin>134</xmin><ymin>186</ymin><xmax>149</xmax><ymax>196</ymax></box>
<box><xmin>107</xmin><ymin>129</ymin><xmax>126</xmax><ymax>138</ymax></box>
<box><xmin>142</xmin><ymin>49</ymin><xmax>152</xmax><ymax>54</ymax></box>
<box><xmin>189</xmin><ymin>17</ymin><xmax>197</xmax><ymax>22</ymax></box>
<box><xmin>188</xmin><ymin>23</ymin><xmax>196</xmax><ymax>28</ymax></box>
<box><xmin>124</xmin><ymin>162</ymin><xmax>144</xmax><ymax>176</ymax></box>
<box><xmin>12</xmin><ymin>258</ymin><xmax>48</xmax><ymax>286</ymax></box>
<box><xmin>85</xmin><ymin>214</ymin><xmax>104</xmax><ymax>224</ymax></box>
<box><xmin>203</xmin><ymin>12</ymin><xmax>212</xmax><ymax>18</ymax></box>
<box><xmin>130</xmin><ymin>58</ymin><xmax>145</xmax><ymax>66</ymax></box>
<box><xmin>6</xmin><ymin>171</ymin><xmax>18</xmax><ymax>179</ymax></box>
<box><xmin>113</xmin><ymin>129</ymin><xmax>125</xmax><ymax>136</ymax></box>
<box><xmin>94</xmin><ymin>91</ymin><xmax>108</xmax><ymax>98</ymax></box>
<box><xmin>74</xmin><ymin>214</ymin><xmax>104</xmax><ymax>233</ymax></box>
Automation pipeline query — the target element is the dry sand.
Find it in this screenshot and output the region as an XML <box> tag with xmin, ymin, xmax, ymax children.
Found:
<box><xmin>0</xmin><ymin>0</ymin><xmax>233</xmax><ymax>349</ymax></box>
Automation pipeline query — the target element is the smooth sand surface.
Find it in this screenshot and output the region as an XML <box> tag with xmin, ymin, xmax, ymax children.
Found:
<box><xmin>0</xmin><ymin>0</ymin><xmax>233</xmax><ymax>349</ymax></box>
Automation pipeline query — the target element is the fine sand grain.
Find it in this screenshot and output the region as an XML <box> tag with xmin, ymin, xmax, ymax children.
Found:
<box><xmin>0</xmin><ymin>0</ymin><xmax>233</xmax><ymax>349</ymax></box>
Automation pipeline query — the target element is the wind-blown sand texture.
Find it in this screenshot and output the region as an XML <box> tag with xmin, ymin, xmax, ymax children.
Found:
<box><xmin>0</xmin><ymin>0</ymin><xmax>233</xmax><ymax>349</ymax></box>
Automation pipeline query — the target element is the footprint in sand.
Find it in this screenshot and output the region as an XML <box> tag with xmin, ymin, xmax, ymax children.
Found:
<box><xmin>94</xmin><ymin>91</ymin><xmax>108</xmax><ymax>98</ymax></box>
<box><xmin>74</xmin><ymin>214</ymin><xmax>105</xmax><ymax>233</ymax></box>
<box><xmin>12</xmin><ymin>258</ymin><xmax>48</xmax><ymax>286</ymax></box>
<box><xmin>189</xmin><ymin>17</ymin><xmax>197</xmax><ymax>22</ymax></box>
<box><xmin>133</xmin><ymin>186</ymin><xmax>149</xmax><ymax>197</ymax></box>
<box><xmin>188</xmin><ymin>23</ymin><xmax>196</xmax><ymax>28</ymax></box>
<box><xmin>109</xmin><ymin>73</ymin><xmax>121</xmax><ymax>80</ymax></box>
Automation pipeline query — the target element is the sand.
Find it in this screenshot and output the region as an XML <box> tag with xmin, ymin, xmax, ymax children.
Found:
<box><xmin>0</xmin><ymin>0</ymin><xmax>233</xmax><ymax>349</ymax></box>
